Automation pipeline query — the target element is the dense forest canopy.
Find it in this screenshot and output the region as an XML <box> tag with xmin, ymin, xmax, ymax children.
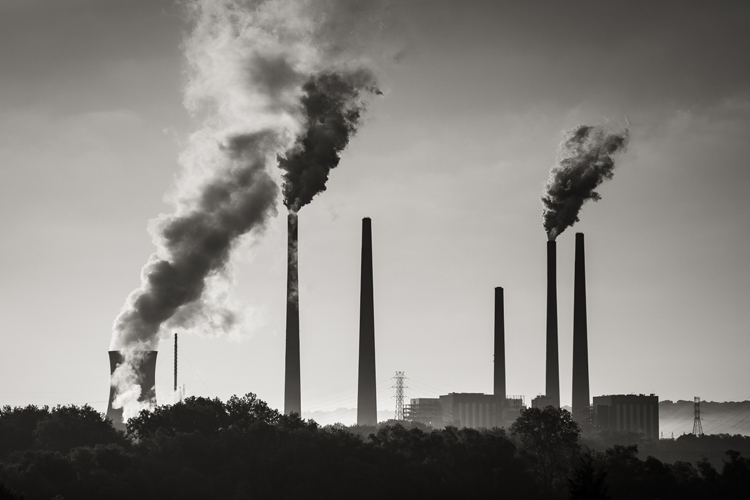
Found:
<box><xmin>1</xmin><ymin>396</ymin><xmax>749</xmax><ymax>499</ymax></box>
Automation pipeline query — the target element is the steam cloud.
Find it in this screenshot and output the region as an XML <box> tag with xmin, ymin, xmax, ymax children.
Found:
<box><xmin>541</xmin><ymin>125</ymin><xmax>629</xmax><ymax>240</ymax></box>
<box><xmin>108</xmin><ymin>0</ymin><xmax>386</xmax><ymax>420</ymax></box>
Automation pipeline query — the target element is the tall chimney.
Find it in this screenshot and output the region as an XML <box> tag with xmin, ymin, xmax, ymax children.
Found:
<box><xmin>106</xmin><ymin>350</ymin><xmax>157</xmax><ymax>430</ymax></box>
<box><xmin>357</xmin><ymin>217</ymin><xmax>377</xmax><ymax>425</ymax></box>
<box><xmin>284</xmin><ymin>212</ymin><xmax>301</xmax><ymax>415</ymax></box>
<box><xmin>545</xmin><ymin>241</ymin><xmax>560</xmax><ymax>408</ymax></box>
<box><xmin>494</xmin><ymin>287</ymin><xmax>506</xmax><ymax>402</ymax></box>
<box><xmin>572</xmin><ymin>232</ymin><xmax>591</xmax><ymax>424</ymax></box>
<box><xmin>173</xmin><ymin>333</ymin><xmax>178</xmax><ymax>395</ymax></box>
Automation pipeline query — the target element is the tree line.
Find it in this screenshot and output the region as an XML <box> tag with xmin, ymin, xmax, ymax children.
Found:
<box><xmin>1</xmin><ymin>396</ymin><xmax>749</xmax><ymax>499</ymax></box>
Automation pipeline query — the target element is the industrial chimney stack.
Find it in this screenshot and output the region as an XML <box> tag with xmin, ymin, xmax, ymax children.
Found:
<box><xmin>357</xmin><ymin>217</ymin><xmax>377</xmax><ymax>425</ymax></box>
<box><xmin>546</xmin><ymin>241</ymin><xmax>560</xmax><ymax>408</ymax></box>
<box><xmin>106</xmin><ymin>350</ymin><xmax>157</xmax><ymax>430</ymax></box>
<box><xmin>284</xmin><ymin>212</ymin><xmax>301</xmax><ymax>415</ymax></box>
<box><xmin>572</xmin><ymin>232</ymin><xmax>591</xmax><ymax>424</ymax></box>
<box><xmin>494</xmin><ymin>287</ymin><xmax>506</xmax><ymax>403</ymax></box>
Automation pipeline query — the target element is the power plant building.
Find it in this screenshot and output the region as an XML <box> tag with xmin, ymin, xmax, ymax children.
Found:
<box><xmin>593</xmin><ymin>394</ymin><xmax>659</xmax><ymax>441</ymax></box>
<box><xmin>405</xmin><ymin>394</ymin><xmax>525</xmax><ymax>429</ymax></box>
<box><xmin>531</xmin><ymin>394</ymin><xmax>555</xmax><ymax>409</ymax></box>
<box><xmin>404</xmin><ymin>398</ymin><xmax>444</xmax><ymax>427</ymax></box>
<box><xmin>440</xmin><ymin>393</ymin><xmax>502</xmax><ymax>428</ymax></box>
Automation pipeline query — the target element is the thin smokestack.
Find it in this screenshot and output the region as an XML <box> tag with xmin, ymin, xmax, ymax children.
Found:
<box><xmin>546</xmin><ymin>241</ymin><xmax>560</xmax><ymax>408</ymax></box>
<box><xmin>494</xmin><ymin>287</ymin><xmax>506</xmax><ymax>403</ymax></box>
<box><xmin>106</xmin><ymin>350</ymin><xmax>157</xmax><ymax>431</ymax></box>
<box><xmin>357</xmin><ymin>217</ymin><xmax>377</xmax><ymax>425</ymax></box>
<box><xmin>284</xmin><ymin>212</ymin><xmax>301</xmax><ymax>415</ymax></box>
<box><xmin>173</xmin><ymin>333</ymin><xmax>178</xmax><ymax>395</ymax></box>
<box><xmin>572</xmin><ymin>233</ymin><xmax>590</xmax><ymax>423</ymax></box>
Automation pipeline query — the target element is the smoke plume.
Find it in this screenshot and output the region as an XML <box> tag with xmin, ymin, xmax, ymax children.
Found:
<box><xmin>541</xmin><ymin>125</ymin><xmax>629</xmax><ymax>240</ymax></box>
<box><xmin>279</xmin><ymin>70</ymin><xmax>380</xmax><ymax>213</ymax></box>
<box><xmin>109</xmin><ymin>0</ymin><xmax>387</xmax><ymax>420</ymax></box>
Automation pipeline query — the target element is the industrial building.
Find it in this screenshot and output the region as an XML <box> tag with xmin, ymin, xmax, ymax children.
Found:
<box><xmin>592</xmin><ymin>394</ymin><xmax>659</xmax><ymax>441</ymax></box>
<box><xmin>440</xmin><ymin>393</ymin><xmax>502</xmax><ymax>428</ymax></box>
<box><xmin>404</xmin><ymin>398</ymin><xmax>445</xmax><ymax>427</ymax></box>
<box><xmin>405</xmin><ymin>394</ymin><xmax>525</xmax><ymax>429</ymax></box>
<box><xmin>402</xmin><ymin>287</ymin><xmax>529</xmax><ymax>430</ymax></box>
<box><xmin>531</xmin><ymin>395</ymin><xmax>555</xmax><ymax>409</ymax></box>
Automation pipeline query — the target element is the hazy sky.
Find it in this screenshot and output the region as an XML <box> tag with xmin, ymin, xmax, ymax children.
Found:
<box><xmin>1</xmin><ymin>0</ymin><xmax>749</xmax><ymax>428</ymax></box>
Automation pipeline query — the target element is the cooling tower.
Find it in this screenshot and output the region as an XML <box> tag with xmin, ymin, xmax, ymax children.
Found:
<box><xmin>106</xmin><ymin>350</ymin><xmax>157</xmax><ymax>430</ymax></box>
<box><xmin>357</xmin><ymin>217</ymin><xmax>377</xmax><ymax>425</ymax></box>
<box><xmin>494</xmin><ymin>287</ymin><xmax>506</xmax><ymax>402</ymax></box>
<box><xmin>546</xmin><ymin>240</ymin><xmax>560</xmax><ymax>408</ymax></box>
<box><xmin>284</xmin><ymin>212</ymin><xmax>301</xmax><ymax>415</ymax></box>
<box><xmin>572</xmin><ymin>232</ymin><xmax>591</xmax><ymax>424</ymax></box>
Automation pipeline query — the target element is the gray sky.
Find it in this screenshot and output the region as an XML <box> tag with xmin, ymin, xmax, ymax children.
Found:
<box><xmin>1</xmin><ymin>0</ymin><xmax>749</xmax><ymax>425</ymax></box>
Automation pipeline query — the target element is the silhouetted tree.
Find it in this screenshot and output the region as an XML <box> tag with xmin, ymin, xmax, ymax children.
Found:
<box><xmin>2</xmin><ymin>394</ymin><xmax>750</xmax><ymax>500</ymax></box>
<box><xmin>510</xmin><ymin>406</ymin><xmax>581</xmax><ymax>497</ymax></box>
<box><xmin>127</xmin><ymin>393</ymin><xmax>279</xmax><ymax>439</ymax></box>
<box><xmin>33</xmin><ymin>405</ymin><xmax>125</xmax><ymax>453</ymax></box>
<box><xmin>0</xmin><ymin>406</ymin><xmax>50</xmax><ymax>458</ymax></box>
<box><xmin>721</xmin><ymin>450</ymin><xmax>750</xmax><ymax>499</ymax></box>
<box><xmin>0</xmin><ymin>482</ymin><xmax>24</xmax><ymax>500</ymax></box>
<box><xmin>569</xmin><ymin>452</ymin><xmax>609</xmax><ymax>500</ymax></box>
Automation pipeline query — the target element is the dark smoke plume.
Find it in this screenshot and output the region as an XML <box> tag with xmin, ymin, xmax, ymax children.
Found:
<box><xmin>109</xmin><ymin>0</ymin><xmax>390</xmax><ymax>419</ymax></box>
<box><xmin>112</xmin><ymin>132</ymin><xmax>279</xmax><ymax>349</ymax></box>
<box><xmin>279</xmin><ymin>70</ymin><xmax>380</xmax><ymax>213</ymax></box>
<box><xmin>541</xmin><ymin>125</ymin><xmax>629</xmax><ymax>240</ymax></box>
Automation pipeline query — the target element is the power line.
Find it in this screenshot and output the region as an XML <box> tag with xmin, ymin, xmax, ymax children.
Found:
<box><xmin>179</xmin><ymin>350</ymin><xmax>213</xmax><ymax>396</ymax></box>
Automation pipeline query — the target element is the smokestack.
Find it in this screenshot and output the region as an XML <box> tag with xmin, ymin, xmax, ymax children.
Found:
<box><xmin>572</xmin><ymin>233</ymin><xmax>590</xmax><ymax>424</ymax></box>
<box><xmin>545</xmin><ymin>241</ymin><xmax>560</xmax><ymax>408</ymax></box>
<box><xmin>494</xmin><ymin>287</ymin><xmax>506</xmax><ymax>402</ymax></box>
<box><xmin>106</xmin><ymin>350</ymin><xmax>157</xmax><ymax>430</ymax></box>
<box><xmin>174</xmin><ymin>333</ymin><xmax>178</xmax><ymax>395</ymax></box>
<box><xmin>284</xmin><ymin>212</ymin><xmax>301</xmax><ymax>415</ymax></box>
<box><xmin>357</xmin><ymin>217</ymin><xmax>377</xmax><ymax>425</ymax></box>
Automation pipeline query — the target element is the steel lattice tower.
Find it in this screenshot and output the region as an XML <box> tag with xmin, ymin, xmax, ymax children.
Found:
<box><xmin>693</xmin><ymin>396</ymin><xmax>704</xmax><ymax>436</ymax></box>
<box><xmin>392</xmin><ymin>371</ymin><xmax>407</xmax><ymax>420</ymax></box>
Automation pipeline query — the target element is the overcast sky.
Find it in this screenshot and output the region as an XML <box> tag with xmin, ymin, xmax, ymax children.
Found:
<box><xmin>1</xmin><ymin>0</ymin><xmax>749</xmax><ymax>427</ymax></box>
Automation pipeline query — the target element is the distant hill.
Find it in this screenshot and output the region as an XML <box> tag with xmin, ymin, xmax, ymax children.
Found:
<box><xmin>660</xmin><ymin>400</ymin><xmax>750</xmax><ymax>437</ymax></box>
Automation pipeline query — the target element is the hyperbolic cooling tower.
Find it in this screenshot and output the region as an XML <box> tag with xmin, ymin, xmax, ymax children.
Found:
<box><xmin>357</xmin><ymin>217</ymin><xmax>377</xmax><ymax>425</ymax></box>
<box><xmin>106</xmin><ymin>350</ymin><xmax>157</xmax><ymax>430</ymax></box>
<box><xmin>494</xmin><ymin>287</ymin><xmax>506</xmax><ymax>403</ymax></box>
<box><xmin>284</xmin><ymin>212</ymin><xmax>301</xmax><ymax>415</ymax></box>
<box><xmin>572</xmin><ymin>232</ymin><xmax>591</xmax><ymax>423</ymax></box>
<box><xmin>546</xmin><ymin>240</ymin><xmax>560</xmax><ymax>408</ymax></box>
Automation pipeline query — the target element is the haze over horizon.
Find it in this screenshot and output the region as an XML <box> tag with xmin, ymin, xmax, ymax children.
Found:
<box><xmin>1</xmin><ymin>0</ymin><xmax>749</xmax><ymax>423</ymax></box>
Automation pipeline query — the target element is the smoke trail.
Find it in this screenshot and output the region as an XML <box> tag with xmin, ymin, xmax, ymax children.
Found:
<box><xmin>108</xmin><ymin>0</ymin><xmax>388</xmax><ymax>420</ymax></box>
<box><xmin>541</xmin><ymin>125</ymin><xmax>629</xmax><ymax>240</ymax></box>
<box><xmin>279</xmin><ymin>70</ymin><xmax>380</xmax><ymax>213</ymax></box>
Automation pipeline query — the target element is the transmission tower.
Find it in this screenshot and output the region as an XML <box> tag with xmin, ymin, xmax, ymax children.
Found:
<box><xmin>693</xmin><ymin>396</ymin><xmax>704</xmax><ymax>436</ymax></box>
<box><xmin>392</xmin><ymin>371</ymin><xmax>408</xmax><ymax>420</ymax></box>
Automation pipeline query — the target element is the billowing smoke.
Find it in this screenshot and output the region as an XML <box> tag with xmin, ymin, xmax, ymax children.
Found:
<box><xmin>279</xmin><ymin>70</ymin><xmax>380</xmax><ymax>213</ymax></box>
<box><xmin>541</xmin><ymin>125</ymin><xmax>629</xmax><ymax>240</ymax></box>
<box><xmin>278</xmin><ymin>69</ymin><xmax>379</xmax><ymax>315</ymax></box>
<box><xmin>108</xmin><ymin>0</ymin><xmax>387</xmax><ymax>420</ymax></box>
